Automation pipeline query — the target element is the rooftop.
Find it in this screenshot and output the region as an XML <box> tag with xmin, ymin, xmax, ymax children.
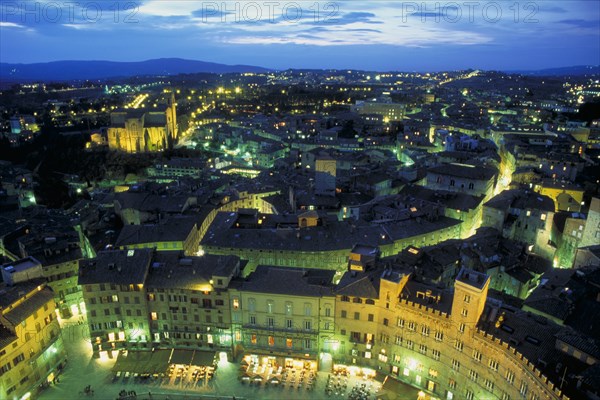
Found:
<box><xmin>115</xmin><ymin>216</ymin><xmax>199</xmax><ymax>247</ymax></box>
<box><xmin>236</xmin><ymin>265</ymin><xmax>335</xmax><ymax>297</ymax></box>
<box><xmin>78</xmin><ymin>248</ymin><xmax>154</xmax><ymax>286</ymax></box>
<box><xmin>145</xmin><ymin>252</ymin><xmax>240</xmax><ymax>290</ymax></box>
<box><xmin>455</xmin><ymin>267</ymin><xmax>489</xmax><ymax>290</ymax></box>
<box><xmin>428</xmin><ymin>162</ymin><xmax>498</xmax><ymax>181</ymax></box>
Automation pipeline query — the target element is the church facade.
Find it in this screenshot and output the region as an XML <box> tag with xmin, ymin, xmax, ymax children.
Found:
<box><xmin>107</xmin><ymin>93</ymin><xmax>177</xmax><ymax>153</ymax></box>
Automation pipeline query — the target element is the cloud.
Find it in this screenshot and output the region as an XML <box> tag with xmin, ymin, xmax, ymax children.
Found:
<box><xmin>542</xmin><ymin>6</ymin><xmax>567</xmax><ymax>13</ymax></box>
<box><xmin>558</xmin><ymin>19</ymin><xmax>599</xmax><ymax>29</ymax></box>
<box><xmin>315</xmin><ymin>11</ymin><xmax>382</xmax><ymax>26</ymax></box>
<box><xmin>191</xmin><ymin>8</ymin><xmax>234</xmax><ymax>20</ymax></box>
<box><xmin>0</xmin><ymin>22</ymin><xmax>26</xmax><ymax>29</ymax></box>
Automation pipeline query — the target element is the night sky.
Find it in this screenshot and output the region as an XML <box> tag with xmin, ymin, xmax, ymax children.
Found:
<box><xmin>1</xmin><ymin>0</ymin><xmax>599</xmax><ymax>71</ymax></box>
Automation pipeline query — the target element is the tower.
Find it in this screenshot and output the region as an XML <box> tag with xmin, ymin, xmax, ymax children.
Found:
<box><xmin>315</xmin><ymin>156</ymin><xmax>336</xmax><ymax>197</ymax></box>
<box><xmin>166</xmin><ymin>92</ymin><xmax>178</xmax><ymax>144</ymax></box>
<box><xmin>451</xmin><ymin>268</ymin><xmax>490</xmax><ymax>334</ymax></box>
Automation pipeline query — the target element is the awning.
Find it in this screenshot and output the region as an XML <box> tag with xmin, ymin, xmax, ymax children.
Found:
<box><xmin>112</xmin><ymin>351</ymin><xmax>152</xmax><ymax>374</ymax></box>
<box><xmin>170</xmin><ymin>349</ymin><xmax>194</xmax><ymax>365</ymax></box>
<box><xmin>191</xmin><ymin>350</ymin><xmax>215</xmax><ymax>367</ymax></box>
<box><xmin>145</xmin><ymin>349</ymin><xmax>172</xmax><ymax>374</ymax></box>
<box><xmin>112</xmin><ymin>352</ymin><xmax>130</xmax><ymax>373</ymax></box>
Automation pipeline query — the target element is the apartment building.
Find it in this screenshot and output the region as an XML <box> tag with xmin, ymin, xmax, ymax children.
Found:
<box><xmin>229</xmin><ymin>266</ymin><xmax>336</xmax><ymax>365</ymax></box>
<box><xmin>0</xmin><ymin>280</ymin><xmax>67</xmax><ymax>400</ymax></box>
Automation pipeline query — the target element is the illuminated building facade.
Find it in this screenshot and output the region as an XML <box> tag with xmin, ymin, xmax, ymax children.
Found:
<box><xmin>0</xmin><ymin>281</ymin><xmax>67</xmax><ymax>400</ymax></box>
<box><xmin>107</xmin><ymin>93</ymin><xmax>177</xmax><ymax>153</ymax></box>
<box><xmin>201</xmin><ymin>210</ymin><xmax>462</xmax><ymax>275</ymax></box>
<box><xmin>230</xmin><ymin>266</ymin><xmax>336</xmax><ymax>362</ymax></box>
<box><xmin>77</xmin><ymin>238</ymin><xmax>592</xmax><ymax>400</ymax></box>
<box><xmin>78</xmin><ymin>249</ymin><xmax>240</xmax><ymax>355</ymax></box>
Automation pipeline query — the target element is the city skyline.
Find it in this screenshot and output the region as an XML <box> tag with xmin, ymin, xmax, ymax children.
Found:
<box><xmin>1</xmin><ymin>0</ymin><xmax>599</xmax><ymax>71</ymax></box>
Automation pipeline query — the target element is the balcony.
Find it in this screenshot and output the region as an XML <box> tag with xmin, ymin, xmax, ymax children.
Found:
<box><xmin>242</xmin><ymin>323</ymin><xmax>318</xmax><ymax>335</ymax></box>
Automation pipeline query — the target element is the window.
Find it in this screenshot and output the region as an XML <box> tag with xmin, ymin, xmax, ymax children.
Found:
<box><xmin>485</xmin><ymin>379</ymin><xmax>494</xmax><ymax>392</ymax></box>
<box><xmin>451</xmin><ymin>359</ymin><xmax>460</xmax><ymax>371</ymax></box>
<box><xmin>267</xmin><ymin>300</ymin><xmax>274</xmax><ymax>314</ymax></box>
<box><xmin>472</xmin><ymin>349</ymin><xmax>482</xmax><ymax>362</ymax></box>
<box><xmin>285</xmin><ymin>302</ymin><xmax>292</xmax><ymax>315</ymax></box>
<box><xmin>461</xmin><ymin>308</ymin><xmax>468</xmax><ymax>317</ymax></box>
<box><xmin>286</xmin><ymin>338</ymin><xmax>292</xmax><ymax>348</ymax></box>
<box><xmin>251</xmin><ymin>334</ymin><xmax>257</xmax><ymax>344</ymax></box>
<box><xmin>466</xmin><ymin>390</ymin><xmax>474</xmax><ymax>400</ymax></box>
<box><xmin>448</xmin><ymin>378</ymin><xmax>456</xmax><ymax>390</ymax></box>
<box><xmin>304</xmin><ymin>303</ymin><xmax>312</xmax><ymax>316</ymax></box>
<box><xmin>268</xmin><ymin>336</ymin><xmax>275</xmax><ymax>346</ymax></box>
<box><xmin>454</xmin><ymin>340</ymin><xmax>463</xmax><ymax>352</ymax></box>
<box><xmin>325</xmin><ymin>307</ymin><xmax>331</xmax><ymax>317</ymax></box>
<box><xmin>341</xmin><ymin>310</ymin><xmax>347</xmax><ymax>318</ymax></box>
<box><xmin>304</xmin><ymin>320</ymin><xmax>312</xmax><ymax>331</ymax></box>
<box><xmin>341</xmin><ymin>296</ymin><xmax>350</xmax><ymax>302</ymax></box>
<box><xmin>286</xmin><ymin>319</ymin><xmax>293</xmax><ymax>329</ymax></box>
<box><xmin>383</xmin><ymin>318</ymin><xmax>389</xmax><ymax>326</ymax></box>
<box><xmin>304</xmin><ymin>339</ymin><xmax>311</xmax><ymax>349</ymax></box>
<box><xmin>395</xmin><ymin>335</ymin><xmax>403</xmax><ymax>345</ymax></box>
<box><xmin>421</xmin><ymin>325</ymin><xmax>429</xmax><ymax>336</ymax></box>
<box><xmin>12</xmin><ymin>353</ymin><xmax>24</xmax><ymax>366</ymax></box>
<box><xmin>419</xmin><ymin>344</ymin><xmax>427</xmax><ymax>354</ymax></box>
<box><xmin>232</xmin><ymin>298</ymin><xmax>239</xmax><ymax>310</ymax></box>
<box><xmin>519</xmin><ymin>382</ymin><xmax>528</xmax><ymax>396</ymax></box>
<box><xmin>397</xmin><ymin>318</ymin><xmax>405</xmax><ymax>328</ymax></box>
<box><xmin>408</xmin><ymin>321</ymin><xmax>415</xmax><ymax>331</ymax></box>
<box><xmin>429</xmin><ymin>368</ymin><xmax>438</xmax><ymax>378</ymax></box>
<box><xmin>463</xmin><ymin>294</ymin><xmax>471</xmax><ymax>303</ymax></box>
<box><xmin>267</xmin><ymin>317</ymin><xmax>274</xmax><ymax>327</ymax></box>
<box><xmin>459</xmin><ymin>323</ymin><xmax>465</xmax><ymax>333</ymax></box>
<box><xmin>248</xmin><ymin>298</ymin><xmax>256</xmax><ymax>312</ymax></box>
<box><xmin>489</xmin><ymin>359</ymin><xmax>499</xmax><ymax>371</ymax></box>
<box><xmin>506</xmin><ymin>370</ymin><xmax>515</xmax><ymax>384</ymax></box>
<box><xmin>406</xmin><ymin>340</ymin><xmax>414</xmax><ymax>350</ymax></box>
<box><xmin>469</xmin><ymin>369</ymin><xmax>478</xmax><ymax>382</ymax></box>
<box><xmin>354</xmin><ymin>312</ymin><xmax>360</xmax><ymax>320</ymax></box>
<box><xmin>435</xmin><ymin>331</ymin><xmax>443</xmax><ymax>341</ymax></box>
<box><xmin>368</xmin><ymin>314</ymin><xmax>374</xmax><ymax>322</ymax></box>
<box><xmin>250</xmin><ymin>315</ymin><xmax>256</xmax><ymax>325</ymax></box>
<box><xmin>151</xmin><ymin>312</ymin><xmax>158</xmax><ymax>321</ymax></box>
<box><xmin>432</xmin><ymin>349</ymin><xmax>440</xmax><ymax>360</ymax></box>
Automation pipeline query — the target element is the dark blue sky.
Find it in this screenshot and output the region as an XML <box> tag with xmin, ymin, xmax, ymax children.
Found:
<box><xmin>1</xmin><ymin>0</ymin><xmax>599</xmax><ymax>71</ymax></box>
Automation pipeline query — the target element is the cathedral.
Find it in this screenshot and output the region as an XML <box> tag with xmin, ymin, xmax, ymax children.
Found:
<box><xmin>107</xmin><ymin>93</ymin><xmax>177</xmax><ymax>153</ymax></box>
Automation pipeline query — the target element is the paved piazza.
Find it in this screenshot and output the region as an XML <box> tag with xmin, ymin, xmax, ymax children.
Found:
<box><xmin>37</xmin><ymin>316</ymin><xmax>420</xmax><ymax>400</ymax></box>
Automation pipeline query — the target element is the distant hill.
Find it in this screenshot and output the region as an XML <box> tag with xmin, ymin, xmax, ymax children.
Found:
<box><xmin>0</xmin><ymin>58</ymin><xmax>270</xmax><ymax>81</ymax></box>
<box><xmin>508</xmin><ymin>65</ymin><xmax>600</xmax><ymax>77</ymax></box>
